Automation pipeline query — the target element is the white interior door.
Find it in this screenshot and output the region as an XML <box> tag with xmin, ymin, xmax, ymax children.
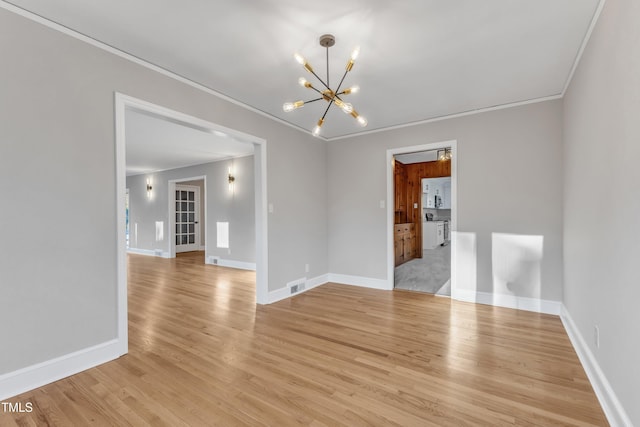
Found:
<box><xmin>175</xmin><ymin>184</ymin><xmax>200</xmax><ymax>253</ymax></box>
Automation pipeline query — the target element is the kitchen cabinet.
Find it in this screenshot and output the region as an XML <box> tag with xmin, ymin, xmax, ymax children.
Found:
<box><xmin>422</xmin><ymin>177</ymin><xmax>450</xmax><ymax>210</ymax></box>
<box><xmin>441</xmin><ymin>181</ymin><xmax>451</xmax><ymax>209</ymax></box>
<box><xmin>394</xmin><ymin>223</ymin><xmax>416</xmax><ymax>266</ymax></box>
<box><xmin>423</xmin><ymin>221</ymin><xmax>444</xmax><ymax>249</ymax></box>
<box><xmin>394</xmin><ymin>161</ymin><xmax>407</xmax><ymax>223</ymax></box>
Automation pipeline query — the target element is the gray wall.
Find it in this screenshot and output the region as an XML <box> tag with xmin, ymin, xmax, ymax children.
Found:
<box><xmin>563</xmin><ymin>0</ymin><xmax>639</xmax><ymax>423</ymax></box>
<box><xmin>0</xmin><ymin>8</ymin><xmax>327</xmax><ymax>375</ymax></box>
<box><xmin>328</xmin><ymin>100</ymin><xmax>564</xmax><ymax>301</ymax></box>
<box><xmin>126</xmin><ymin>155</ymin><xmax>254</xmax><ymax>263</ymax></box>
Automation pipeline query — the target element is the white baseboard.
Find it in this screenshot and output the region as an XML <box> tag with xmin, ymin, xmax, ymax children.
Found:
<box><xmin>452</xmin><ymin>289</ymin><xmax>561</xmax><ymax>315</ymax></box>
<box><xmin>307</xmin><ymin>274</ymin><xmax>329</xmax><ymax>290</ymax></box>
<box><xmin>205</xmin><ymin>256</ymin><xmax>256</xmax><ymax>271</ymax></box>
<box><xmin>0</xmin><ymin>339</ymin><xmax>121</xmax><ymax>401</ymax></box>
<box><xmin>127</xmin><ymin>248</ymin><xmax>170</xmax><ymax>258</ymax></box>
<box><xmin>327</xmin><ymin>273</ymin><xmax>391</xmax><ymax>290</ymax></box>
<box><xmin>560</xmin><ymin>305</ymin><xmax>632</xmax><ymax>427</ymax></box>
<box><xmin>268</xmin><ymin>274</ymin><xmax>329</xmax><ymax>304</ymax></box>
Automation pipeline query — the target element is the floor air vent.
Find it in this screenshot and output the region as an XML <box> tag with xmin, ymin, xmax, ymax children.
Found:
<box><xmin>289</xmin><ymin>279</ymin><xmax>307</xmax><ymax>294</ymax></box>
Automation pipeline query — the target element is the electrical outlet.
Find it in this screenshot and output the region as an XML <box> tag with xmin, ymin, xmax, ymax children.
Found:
<box><xmin>594</xmin><ymin>325</ymin><xmax>600</xmax><ymax>348</ymax></box>
<box><xmin>379</xmin><ymin>200</ymin><xmax>385</xmax><ymax>209</ymax></box>
<box><xmin>305</xmin><ymin>264</ymin><xmax>309</xmax><ymax>273</ymax></box>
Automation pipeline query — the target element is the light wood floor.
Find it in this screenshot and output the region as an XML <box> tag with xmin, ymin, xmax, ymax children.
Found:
<box><xmin>1</xmin><ymin>252</ymin><xmax>607</xmax><ymax>426</ymax></box>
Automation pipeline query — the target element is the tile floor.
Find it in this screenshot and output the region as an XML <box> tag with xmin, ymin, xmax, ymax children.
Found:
<box><xmin>394</xmin><ymin>244</ymin><xmax>451</xmax><ymax>295</ymax></box>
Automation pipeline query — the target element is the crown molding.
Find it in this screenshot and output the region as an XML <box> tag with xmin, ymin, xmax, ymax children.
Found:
<box><xmin>1</xmin><ymin>0</ymin><xmax>607</xmax><ymax>142</ymax></box>
<box><xmin>560</xmin><ymin>0</ymin><xmax>607</xmax><ymax>97</ymax></box>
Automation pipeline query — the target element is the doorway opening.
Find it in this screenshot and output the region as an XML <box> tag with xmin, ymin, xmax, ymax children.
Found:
<box><xmin>115</xmin><ymin>93</ymin><xmax>268</xmax><ymax>356</ymax></box>
<box><xmin>175</xmin><ymin>184</ymin><xmax>201</xmax><ymax>252</ymax></box>
<box><xmin>386</xmin><ymin>141</ymin><xmax>457</xmax><ymax>296</ymax></box>
<box><xmin>171</xmin><ymin>180</ymin><xmax>205</xmax><ymax>255</ymax></box>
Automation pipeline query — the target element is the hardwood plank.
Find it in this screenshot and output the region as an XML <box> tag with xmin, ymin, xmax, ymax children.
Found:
<box><xmin>0</xmin><ymin>252</ymin><xmax>608</xmax><ymax>426</ymax></box>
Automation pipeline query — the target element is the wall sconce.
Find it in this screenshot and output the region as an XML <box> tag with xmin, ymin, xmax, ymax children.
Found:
<box><xmin>146</xmin><ymin>178</ymin><xmax>153</xmax><ymax>199</ymax></box>
<box><xmin>228</xmin><ymin>167</ymin><xmax>235</xmax><ymax>193</ymax></box>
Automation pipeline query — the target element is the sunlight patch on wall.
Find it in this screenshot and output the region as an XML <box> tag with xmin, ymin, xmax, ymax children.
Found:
<box><xmin>217</xmin><ymin>222</ymin><xmax>229</xmax><ymax>248</ymax></box>
<box><xmin>155</xmin><ymin>221</ymin><xmax>164</xmax><ymax>241</ymax></box>
<box><xmin>453</xmin><ymin>231</ymin><xmax>477</xmax><ymax>294</ymax></box>
<box><xmin>491</xmin><ymin>233</ymin><xmax>544</xmax><ymax>299</ymax></box>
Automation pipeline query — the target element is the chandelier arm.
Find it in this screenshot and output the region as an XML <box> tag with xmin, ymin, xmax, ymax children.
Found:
<box><xmin>307</xmin><ymin>85</ymin><xmax>324</xmax><ymax>96</ymax></box>
<box><xmin>319</xmin><ymin>99</ymin><xmax>335</xmax><ymax>121</ymax></box>
<box><xmin>333</xmin><ymin>68</ymin><xmax>350</xmax><ymax>97</ymax></box>
<box><xmin>303</xmin><ymin>97</ymin><xmax>324</xmax><ymax>104</ymax></box>
<box><xmin>306</xmin><ymin>67</ymin><xmax>331</xmax><ymax>92</ymax></box>
<box><xmin>310</xmin><ymin>73</ymin><xmax>330</xmax><ymax>91</ymax></box>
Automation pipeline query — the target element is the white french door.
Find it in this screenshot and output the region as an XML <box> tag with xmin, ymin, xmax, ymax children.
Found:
<box><xmin>174</xmin><ymin>185</ymin><xmax>200</xmax><ymax>253</ymax></box>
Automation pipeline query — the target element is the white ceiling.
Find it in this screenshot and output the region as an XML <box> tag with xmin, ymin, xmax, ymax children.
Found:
<box><xmin>8</xmin><ymin>0</ymin><xmax>601</xmax><ymax>139</ymax></box>
<box><xmin>125</xmin><ymin>109</ymin><xmax>253</xmax><ymax>176</ymax></box>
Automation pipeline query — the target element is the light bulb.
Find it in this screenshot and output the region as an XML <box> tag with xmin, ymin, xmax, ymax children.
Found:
<box><xmin>346</xmin><ymin>48</ymin><xmax>359</xmax><ymax>72</ymax></box>
<box><xmin>298</xmin><ymin>77</ymin><xmax>310</xmax><ymax>87</ymax></box>
<box><xmin>351</xmin><ymin>46</ymin><xmax>360</xmax><ymax>61</ymax></box>
<box><xmin>283</xmin><ymin>101</ymin><xmax>304</xmax><ymax>112</ymax></box>
<box><xmin>312</xmin><ymin>118</ymin><xmax>324</xmax><ymax>137</ymax></box>
<box><xmin>341</xmin><ymin>103</ymin><xmax>353</xmax><ymax>114</ymax></box>
<box><xmin>346</xmin><ymin>85</ymin><xmax>360</xmax><ymax>94</ymax></box>
<box><xmin>357</xmin><ymin>116</ymin><xmax>368</xmax><ymax>127</ymax></box>
<box><xmin>294</xmin><ymin>53</ymin><xmax>305</xmax><ymax>65</ymax></box>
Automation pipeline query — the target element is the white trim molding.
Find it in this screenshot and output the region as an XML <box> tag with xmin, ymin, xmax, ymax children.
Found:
<box><xmin>328</xmin><ymin>97</ymin><xmax>562</xmax><ymax>141</ymax></box>
<box><xmin>328</xmin><ymin>274</ymin><xmax>390</xmax><ymax>291</ymax></box>
<box><xmin>0</xmin><ymin>340</ymin><xmax>121</xmax><ymax>401</ymax></box>
<box><xmin>453</xmin><ymin>289</ymin><xmax>562</xmax><ymax>315</ymax></box>
<box><xmin>268</xmin><ymin>274</ymin><xmax>329</xmax><ymax>304</ymax></box>
<box><xmin>127</xmin><ymin>248</ymin><xmax>170</xmax><ymax>258</ymax></box>
<box><xmin>560</xmin><ymin>0</ymin><xmax>608</xmax><ymax>96</ymax></box>
<box><xmin>560</xmin><ymin>305</ymin><xmax>632</xmax><ymax>427</ymax></box>
<box><xmin>205</xmin><ymin>256</ymin><xmax>256</xmax><ymax>271</ymax></box>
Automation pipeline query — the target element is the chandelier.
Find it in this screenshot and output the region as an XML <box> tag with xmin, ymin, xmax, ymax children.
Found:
<box><xmin>283</xmin><ymin>34</ymin><xmax>367</xmax><ymax>137</ymax></box>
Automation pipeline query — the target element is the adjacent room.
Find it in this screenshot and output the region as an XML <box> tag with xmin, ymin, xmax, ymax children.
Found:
<box><xmin>123</xmin><ymin>107</ymin><xmax>256</xmax><ymax>271</ymax></box>
<box><xmin>1</xmin><ymin>1</ymin><xmax>638</xmax><ymax>426</ymax></box>
<box><xmin>393</xmin><ymin>149</ymin><xmax>453</xmax><ymax>296</ymax></box>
